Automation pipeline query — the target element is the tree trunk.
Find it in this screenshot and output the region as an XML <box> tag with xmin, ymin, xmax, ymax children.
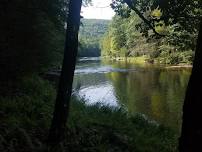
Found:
<box><xmin>179</xmin><ymin>22</ymin><xmax>202</xmax><ymax>151</ymax></box>
<box><xmin>48</xmin><ymin>0</ymin><xmax>82</xmax><ymax>144</ymax></box>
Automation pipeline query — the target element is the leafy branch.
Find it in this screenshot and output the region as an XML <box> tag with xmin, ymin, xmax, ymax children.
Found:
<box><xmin>123</xmin><ymin>0</ymin><xmax>166</xmax><ymax>37</ymax></box>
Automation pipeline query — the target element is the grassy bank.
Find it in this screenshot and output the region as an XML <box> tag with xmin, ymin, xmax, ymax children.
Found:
<box><xmin>104</xmin><ymin>55</ymin><xmax>193</xmax><ymax>68</ymax></box>
<box><xmin>0</xmin><ymin>75</ymin><xmax>178</xmax><ymax>152</ymax></box>
<box><xmin>104</xmin><ymin>56</ymin><xmax>149</xmax><ymax>64</ymax></box>
<box><xmin>123</xmin><ymin>56</ymin><xmax>148</xmax><ymax>65</ymax></box>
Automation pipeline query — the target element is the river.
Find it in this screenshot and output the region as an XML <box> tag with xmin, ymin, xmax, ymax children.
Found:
<box><xmin>73</xmin><ymin>57</ymin><xmax>191</xmax><ymax>131</ymax></box>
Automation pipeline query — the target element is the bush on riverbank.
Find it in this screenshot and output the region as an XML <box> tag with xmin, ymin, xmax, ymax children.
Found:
<box><xmin>0</xmin><ymin>75</ymin><xmax>178</xmax><ymax>152</ymax></box>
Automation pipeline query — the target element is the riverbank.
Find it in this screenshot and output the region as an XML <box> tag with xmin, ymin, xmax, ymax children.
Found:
<box><xmin>0</xmin><ymin>75</ymin><xmax>178</xmax><ymax>152</ymax></box>
<box><xmin>165</xmin><ymin>64</ymin><xmax>193</xmax><ymax>69</ymax></box>
<box><xmin>103</xmin><ymin>56</ymin><xmax>193</xmax><ymax>68</ymax></box>
<box><xmin>105</xmin><ymin>56</ymin><xmax>148</xmax><ymax>64</ymax></box>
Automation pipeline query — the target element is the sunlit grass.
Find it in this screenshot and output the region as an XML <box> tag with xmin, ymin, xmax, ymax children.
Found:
<box><xmin>104</xmin><ymin>56</ymin><xmax>149</xmax><ymax>65</ymax></box>
<box><xmin>126</xmin><ymin>56</ymin><xmax>148</xmax><ymax>64</ymax></box>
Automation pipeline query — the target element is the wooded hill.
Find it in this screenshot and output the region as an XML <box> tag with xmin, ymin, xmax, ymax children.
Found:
<box><xmin>78</xmin><ymin>19</ymin><xmax>110</xmax><ymax>57</ymax></box>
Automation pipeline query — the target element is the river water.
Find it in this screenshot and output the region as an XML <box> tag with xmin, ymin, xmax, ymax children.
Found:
<box><xmin>73</xmin><ymin>57</ymin><xmax>191</xmax><ymax>131</ymax></box>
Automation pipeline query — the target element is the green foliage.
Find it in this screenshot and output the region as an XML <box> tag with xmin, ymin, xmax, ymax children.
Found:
<box><xmin>0</xmin><ymin>76</ymin><xmax>55</xmax><ymax>128</ymax></box>
<box><xmin>68</xmin><ymin>98</ymin><xmax>178</xmax><ymax>152</ymax></box>
<box><xmin>151</xmin><ymin>7</ymin><xmax>162</xmax><ymax>19</ymax></box>
<box><xmin>100</xmin><ymin>31</ymin><xmax>112</xmax><ymax>56</ymax></box>
<box><xmin>0</xmin><ymin>76</ymin><xmax>55</xmax><ymax>151</ymax></box>
<box><xmin>78</xmin><ymin>19</ymin><xmax>110</xmax><ymax>57</ymax></box>
<box><xmin>158</xmin><ymin>48</ymin><xmax>194</xmax><ymax>65</ymax></box>
<box><xmin>166</xmin><ymin>24</ymin><xmax>198</xmax><ymax>51</ymax></box>
<box><xmin>0</xmin><ymin>0</ymin><xmax>66</xmax><ymax>81</ymax></box>
<box><xmin>101</xmin><ymin>13</ymin><xmax>158</xmax><ymax>58</ymax></box>
<box><xmin>101</xmin><ymin>0</ymin><xmax>200</xmax><ymax>65</ymax></box>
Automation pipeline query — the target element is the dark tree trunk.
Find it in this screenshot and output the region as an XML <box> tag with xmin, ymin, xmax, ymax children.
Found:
<box><xmin>48</xmin><ymin>0</ymin><xmax>82</xmax><ymax>144</ymax></box>
<box><xmin>179</xmin><ymin>22</ymin><xmax>202</xmax><ymax>151</ymax></box>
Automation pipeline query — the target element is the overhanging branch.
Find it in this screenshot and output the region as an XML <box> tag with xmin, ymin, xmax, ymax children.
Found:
<box><xmin>123</xmin><ymin>0</ymin><xmax>166</xmax><ymax>37</ymax></box>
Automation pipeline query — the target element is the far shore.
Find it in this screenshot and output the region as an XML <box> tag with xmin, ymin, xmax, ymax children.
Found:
<box><xmin>102</xmin><ymin>56</ymin><xmax>193</xmax><ymax>69</ymax></box>
<box><xmin>165</xmin><ymin>65</ymin><xmax>192</xmax><ymax>69</ymax></box>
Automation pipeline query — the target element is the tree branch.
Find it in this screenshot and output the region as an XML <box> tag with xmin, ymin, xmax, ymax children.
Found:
<box><xmin>123</xmin><ymin>0</ymin><xmax>165</xmax><ymax>37</ymax></box>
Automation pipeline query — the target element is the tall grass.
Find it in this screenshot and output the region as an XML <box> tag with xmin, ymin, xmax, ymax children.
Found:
<box><xmin>0</xmin><ymin>75</ymin><xmax>178</xmax><ymax>152</ymax></box>
<box><xmin>0</xmin><ymin>75</ymin><xmax>56</xmax><ymax>152</ymax></box>
<box><xmin>68</xmin><ymin>98</ymin><xmax>178</xmax><ymax>152</ymax></box>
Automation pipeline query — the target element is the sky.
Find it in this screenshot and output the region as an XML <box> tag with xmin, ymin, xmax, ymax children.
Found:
<box><xmin>81</xmin><ymin>0</ymin><xmax>115</xmax><ymax>20</ymax></box>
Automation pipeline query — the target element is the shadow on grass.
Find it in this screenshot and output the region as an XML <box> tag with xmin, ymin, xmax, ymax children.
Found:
<box><xmin>0</xmin><ymin>75</ymin><xmax>178</xmax><ymax>152</ymax></box>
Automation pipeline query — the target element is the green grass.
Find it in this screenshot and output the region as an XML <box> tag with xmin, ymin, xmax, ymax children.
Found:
<box><xmin>0</xmin><ymin>75</ymin><xmax>178</xmax><ymax>152</ymax></box>
<box><xmin>68</xmin><ymin>99</ymin><xmax>178</xmax><ymax>152</ymax></box>
<box><xmin>104</xmin><ymin>56</ymin><xmax>149</xmax><ymax>65</ymax></box>
<box><xmin>126</xmin><ymin>56</ymin><xmax>148</xmax><ymax>64</ymax></box>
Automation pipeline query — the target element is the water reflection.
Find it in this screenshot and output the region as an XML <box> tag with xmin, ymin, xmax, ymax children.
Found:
<box><xmin>73</xmin><ymin>57</ymin><xmax>191</xmax><ymax>131</ymax></box>
<box><xmin>78</xmin><ymin>83</ymin><xmax>119</xmax><ymax>107</ymax></box>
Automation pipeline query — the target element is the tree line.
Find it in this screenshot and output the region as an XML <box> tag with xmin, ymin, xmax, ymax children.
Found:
<box><xmin>101</xmin><ymin>0</ymin><xmax>201</xmax><ymax>65</ymax></box>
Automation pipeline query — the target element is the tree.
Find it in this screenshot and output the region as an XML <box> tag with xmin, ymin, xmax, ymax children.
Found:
<box><xmin>48</xmin><ymin>0</ymin><xmax>82</xmax><ymax>144</ymax></box>
<box><xmin>100</xmin><ymin>31</ymin><xmax>112</xmax><ymax>57</ymax></box>
<box><xmin>110</xmin><ymin>15</ymin><xmax>127</xmax><ymax>57</ymax></box>
<box><xmin>179</xmin><ymin>22</ymin><xmax>202</xmax><ymax>152</ymax></box>
<box><xmin>0</xmin><ymin>0</ymin><xmax>67</xmax><ymax>95</ymax></box>
<box><xmin>111</xmin><ymin>0</ymin><xmax>165</xmax><ymax>36</ymax></box>
<box><xmin>111</xmin><ymin>0</ymin><xmax>201</xmax><ymax>37</ymax></box>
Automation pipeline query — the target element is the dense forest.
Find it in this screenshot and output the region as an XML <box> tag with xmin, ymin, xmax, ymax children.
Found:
<box><xmin>0</xmin><ymin>0</ymin><xmax>67</xmax><ymax>86</ymax></box>
<box><xmin>101</xmin><ymin>0</ymin><xmax>201</xmax><ymax>65</ymax></box>
<box><xmin>78</xmin><ymin>19</ymin><xmax>110</xmax><ymax>57</ymax></box>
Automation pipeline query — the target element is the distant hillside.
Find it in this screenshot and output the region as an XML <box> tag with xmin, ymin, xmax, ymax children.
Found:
<box><xmin>78</xmin><ymin>19</ymin><xmax>110</xmax><ymax>57</ymax></box>
<box><xmin>79</xmin><ymin>19</ymin><xmax>110</xmax><ymax>40</ymax></box>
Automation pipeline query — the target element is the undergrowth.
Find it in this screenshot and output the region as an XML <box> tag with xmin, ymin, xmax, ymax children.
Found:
<box><xmin>0</xmin><ymin>75</ymin><xmax>178</xmax><ymax>152</ymax></box>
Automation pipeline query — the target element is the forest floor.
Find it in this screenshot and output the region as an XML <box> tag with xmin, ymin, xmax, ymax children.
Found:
<box><xmin>0</xmin><ymin>75</ymin><xmax>178</xmax><ymax>152</ymax></box>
